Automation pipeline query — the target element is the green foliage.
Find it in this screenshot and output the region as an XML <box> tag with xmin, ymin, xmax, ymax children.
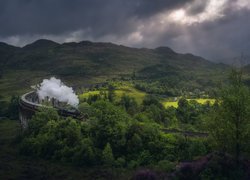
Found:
<box><xmin>119</xmin><ymin>95</ymin><xmax>139</xmax><ymax>116</ymax></box>
<box><xmin>75</xmin><ymin>138</ymin><xmax>95</xmax><ymax>166</ymax></box>
<box><xmin>126</xmin><ymin>121</ymin><xmax>177</xmax><ymax>165</ymax></box>
<box><xmin>87</xmin><ymin>94</ymin><xmax>102</xmax><ymax>104</ymax></box>
<box><xmin>20</xmin><ymin>108</ymin><xmax>85</xmax><ymax>162</ymax></box>
<box><xmin>142</xmin><ymin>95</ymin><xmax>163</xmax><ymax>109</ymax></box>
<box><xmin>78</xmin><ymin>102</ymin><xmax>93</xmax><ymax>117</ymax></box>
<box><xmin>107</xmin><ymin>85</ymin><xmax>115</xmax><ymax>102</ymax></box>
<box><xmin>0</xmin><ymin>100</ymin><xmax>8</xmax><ymax>117</ymax></box>
<box><xmin>175</xmin><ymin>98</ymin><xmax>211</xmax><ymax>128</ymax></box>
<box><xmin>89</xmin><ymin>100</ymin><xmax>131</xmax><ymax>153</ymax></box>
<box><xmin>7</xmin><ymin>95</ymin><xmax>19</xmax><ymax>119</ymax></box>
<box><xmin>155</xmin><ymin>160</ymin><xmax>176</xmax><ymax>172</ymax></box>
<box><xmin>144</xmin><ymin>104</ymin><xmax>167</xmax><ymax>124</ymax></box>
<box><xmin>173</xmin><ymin>136</ymin><xmax>208</xmax><ymax>161</ymax></box>
<box><xmin>19</xmin><ymin>95</ymin><xmax>212</xmax><ymax>169</ymax></box>
<box><xmin>176</xmin><ymin>98</ymin><xmax>192</xmax><ymax>123</ymax></box>
<box><xmin>102</xmin><ymin>143</ymin><xmax>115</xmax><ymax>166</ymax></box>
<box><xmin>127</xmin><ymin>133</ymin><xmax>143</xmax><ymax>153</ymax></box>
<box><xmin>141</xmin><ymin>95</ymin><xmax>174</xmax><ymax>125</ymax></box>
<box><xmin>188</xmin><ymin>139</ymin><xmax>207</xmax><ymax>158</ymax></box>
<box><xmin>114</xmin><ymin>157</ymin><xmax>126</xmax><ymax>168</ymax></box>
<box><xmin>208</xmin><ymin>69</ymin><xmax>250</xmax><ymax>159</ymax></box>
<box><xmin>27</xmin><ymin>107</ymin><xmax>60</xmax><ymax>136</ymax></box>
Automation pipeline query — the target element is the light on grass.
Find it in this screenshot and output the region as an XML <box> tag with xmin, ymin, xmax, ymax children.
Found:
<box><xmin>163</xmin><ymin>99</ymin><xmax>215</xmax><ymax>108</ymax></box>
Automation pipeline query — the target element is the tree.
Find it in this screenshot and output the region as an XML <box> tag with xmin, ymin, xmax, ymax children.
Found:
<box><xmin>107</xmin><ymin>85</ymin><xmax>115</xmax><ymax>102</ymax></box>
<box><xmin>176</xmin><ymin>98</ymin><xmax>190</xmax><ymax>123</ymax></box>
<box><xmin>7</xmin><ymin>95</ymin><xmax>20</xmax><ymax>119</ymax></box>
<box><xmin>73</xmin><ymin>138</ymin><xmax>95</xmax><ymax>166</ymax></box>
<box><xmin>102</xmin><ymin>143</ymin><xmax>114</xmax><ymax>166</ymax></box>
<box><xmin>28</xmin><ymin>107</ymin><xmax>59</xmax><ymax>135</ymax></box>
<box><xmin>119</xmin><ymin>95</ymin><xmax>138</xmax><ymax>116</ymax></box>
<box><xmin>78</xmin><ymin>102</ymin><xmax>93</xmax><ymax>117</ymax></box>
<box><xmin>208</xmin><ymin>69</ymin><xmax>250</xmax><ymax>162</ymax></box>
<box><xmin>176</xmin><ymin>98</ymin><xmax>201</xmax><ymax>124</ymax></box>
<box><xmin>127</xmin><ymin>133</ymin><xmax>143</xmax><ymax>153</ymax></box>
<box><xmin>21</xmin><ymin>108</ymin><xmax>84</xmax><ymax>162</ymax></box>
<box><xmin>145</xmin><ymin>104</ymin><xmax>166</xmax><ymax>124</ymax></box>
<box><xmin>90</xmin><ymin>101</ymin><xmax>131</xmax><ymax>153</ymax></box>
<box><xmin>142</xmin><ymin>95</ymin><xmax>163</xmax><ymax>109</ymax></box>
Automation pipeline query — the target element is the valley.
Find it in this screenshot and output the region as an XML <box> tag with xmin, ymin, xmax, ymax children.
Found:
<box><xmin>0</xmin><ymin>40</ymin><xmax>250</xmax><ymax>179</ymax></box>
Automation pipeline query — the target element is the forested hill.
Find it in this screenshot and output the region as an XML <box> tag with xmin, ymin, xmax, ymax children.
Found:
<box><xmin>0</xmin><ymin>39</ymin><xmax>233</xmax><ymax>98</ymax></box>
<box><xmin>1</xmin><ymin>39</ymin><xmax>227</xmax><ymax>75</ymax></box>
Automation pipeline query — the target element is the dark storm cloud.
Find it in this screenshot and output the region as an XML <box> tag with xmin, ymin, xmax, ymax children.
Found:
<box><xmin>0</xmin><ymin>0</ymin><xmax>250</xmax><ymax>61</ymax></box>
<box><xmin>130</xmin><ymin>0</ymin><xmax>193</xmax><ymax>17</ymax></box>
<box><xmin>191</xmin><ymin>9</ymin><xmax>250</xmax><ymax>59</ymax></box>
<box><xmin>151</xmin><ymin>7</ymin><xmax>250</xmax><ymax>60</ymax></box>
<box><xmin>0</xmin><ymin>0</ymin><xmax>193</xmax><ymax>37</ymax></box>
<box><xmin>185</xmin><ymin>0</ymin><xmax>209</xmax><ymax>15</ymax></box>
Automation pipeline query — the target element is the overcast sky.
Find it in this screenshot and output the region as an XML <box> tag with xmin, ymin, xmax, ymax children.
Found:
<box><xmin>0</xmin><ymin>0</ymin><xmax>250</xmax><ymax>60</ymax></box>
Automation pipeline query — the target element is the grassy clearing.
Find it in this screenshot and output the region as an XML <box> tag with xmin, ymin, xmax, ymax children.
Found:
<box><xmin>79</xmin><ymin>84</ymin><xmax>215</xmax><ymax>108</ymax></box>
<box><xmin>79</xmin><ymin>85</ymin><xmax>147</xmax><ymax>104</ymax></box>
<box><xmin>188</xmin><ymin>98</ymin><xmax>215</xmax><ymax>104</ymax></box>
<box><xmin>115</xmin><ymin>86</ymin><xmax>146</xmax><ymax>104</ymax></box>
<box><xmin>80</xmin><ymin>87</ymin><xmax>215</xmax><ymax>109</ymax></box>
<box><xmin>79</xmin><ymin>90</ymin><xmax>101</xmax><ymax>99</ymax></box>
<box><xmin>162</xmin><ymin>98</ymin><xmax>215</xmax><ymax>108</ymax></box>
<box><xmin>162</xmin><ymin>101</ymin><xmax>178</xmax><ymax>108</ymax></box>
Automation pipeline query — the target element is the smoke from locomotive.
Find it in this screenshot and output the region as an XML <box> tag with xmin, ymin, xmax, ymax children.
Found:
<box><xmin>36</xmin><ymin>77</ymin><xmax>79</xmax><ymax>107</ymax></box>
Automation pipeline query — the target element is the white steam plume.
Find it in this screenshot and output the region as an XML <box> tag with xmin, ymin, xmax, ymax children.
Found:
<box><xmin>37</xmin><ymin>77</ymin><xmax>79</xmax><ymax>107</ymax></box>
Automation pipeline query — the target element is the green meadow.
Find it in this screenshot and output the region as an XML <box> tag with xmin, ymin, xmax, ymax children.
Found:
<box><xmin>79</xmin><ymin>85</ymin><xmax>147</xmax><ymax>104</ymax></box>
<box><xmin>79</xmin><ymin>84</ymin><xmax>215</xmax><ymax>108</ymax></box>
<box><xmin>162</xmin><ymin>98</ymin><xmax>215</xmax><ymax>108</ymax></box>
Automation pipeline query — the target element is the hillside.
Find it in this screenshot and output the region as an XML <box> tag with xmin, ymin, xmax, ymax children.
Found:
<box><xmin>0</xmin><ymin>39</ymin><xmax>230</xmax><ymax>99</ymax></box>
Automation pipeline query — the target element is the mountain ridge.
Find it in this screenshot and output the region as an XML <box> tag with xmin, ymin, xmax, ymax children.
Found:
<box><xmin>0</xmin><ymin>39</ymin><xmax>221</xmax><ymax>63</ymax></box>
<box><xmin>0</xmin><ymin>39</ymin><xmax>239</xmax><ymax>99</ymax></box>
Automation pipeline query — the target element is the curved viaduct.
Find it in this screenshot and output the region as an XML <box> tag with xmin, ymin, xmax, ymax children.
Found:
<box><xmin>19</xmin><ymin>91</ymin><xmax>82</xmax><ymax>129</ymax></box>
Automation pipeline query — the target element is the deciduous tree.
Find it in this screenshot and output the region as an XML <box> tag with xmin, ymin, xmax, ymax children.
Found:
<box><xmin>208</xmin><ymin>69</ymin><xmax>250</xmax><ymax>162</ymax></box>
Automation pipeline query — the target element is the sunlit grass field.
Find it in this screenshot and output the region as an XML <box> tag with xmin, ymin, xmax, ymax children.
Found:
<box><xmin>162</xmin><ymin>98</ymin><xmax>215</xmax><ymax>108</ymax></box>
<box><xmin>114</xmin><ymin>86</ymin><xmax>146</xmax><ymax>104</ymax></box>
<box><xmin>189</xmin><ymin>98</ymin><xmax>215</xmax><ymax>104</ymax></box>
<box><xmin>79</xmin><ymin>84</ymin><xmax>215</xmax><ymax>108</ymax></box>
<box><xmin>79</xmin><ymin>91</ymin><xmax>101</xmax><ymax>99</ymax></box>
<box><xmin>79</xmin><ymin>85</ymin><xmax>146</xmax><ymax>104</ymax></box>
<box><xmin>162</xmin><ymin>101</ymin><xmax>179</xmax><ymax>108</ymax></box>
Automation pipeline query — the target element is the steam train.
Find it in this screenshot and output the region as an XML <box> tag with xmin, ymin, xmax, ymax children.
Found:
<box><xmin>19</xmin><ymin>91</ymin><xmax>83</xmax><ymax>128</ymax></box>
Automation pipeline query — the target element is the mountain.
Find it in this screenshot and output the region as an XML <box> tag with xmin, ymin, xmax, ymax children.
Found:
<box><xmin>0</xmin><ymin>39</ymin><xmax>231</xmax><ymax>98</ymax></box>
<box><xmin>23</xmin><ymin>39</ymin><xmax>60</xmax><ymax>50</ymax></box>
<box><xmin>3</xmin><ymin>39</ymin><xmax>226</xmax><ymax>74</ymax></box>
